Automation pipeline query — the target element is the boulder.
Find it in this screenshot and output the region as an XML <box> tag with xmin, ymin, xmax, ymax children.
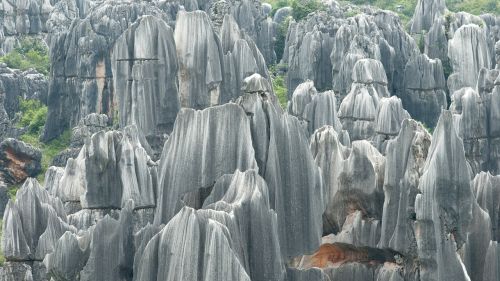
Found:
<box><xmin>0</xmin><ymin>139</ymin><xmax>42</xmax><ymax>185</ymax></box>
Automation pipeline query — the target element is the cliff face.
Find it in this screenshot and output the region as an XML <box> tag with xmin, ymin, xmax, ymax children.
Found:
<box><xmin>2</xmin><ymin>0</ymin><xmax>500</xmax><ymax>281</ymax></box>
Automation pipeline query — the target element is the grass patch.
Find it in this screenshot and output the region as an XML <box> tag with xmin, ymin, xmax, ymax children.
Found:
<box><xmin>0</xmin><ymin>37</ymin><xmax>49</xmax><ymax>75</ymax></box>
<box><xmin>270</xmin><ymin>65</ymin><xmax>288</xmax><ymax>109</ymax></box>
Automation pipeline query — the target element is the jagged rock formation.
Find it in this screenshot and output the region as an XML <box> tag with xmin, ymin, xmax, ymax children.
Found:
<box><xmin>338</xmin><ymin>59</ymin><xmax>389</xmax><ymax>141</ymax></box>
<box><xmin>0</xmin><ymin>65</ymin><xmax>48</xmax><ymax>118</ymax></box>
<box><xmin>137</xmin><ymin>206</ymin><xmax>252</xmax><ymax>281</ymax></box>
<box><xmin>483</xmin><ymin>241</ymin><xmax>500</xmax><ymax>281</ymax></box>
<box><xmin>154</xmin><ymin>103</ymin><xmax>257</xmax><ymax>223</ymax></box>
<box><xmin>112</xmin><ymin>15</ymin><xmax>180</xmax><ymax>137</ymax></box>
<box><xmin>415</xmin><ymin>110</ymin><xmax>473</xmax><ymax>281</ymax></box>
<box><xmin>328</xmin><ymin>11</ymin><xmax>418</xmax><ymax>98</ymax></box>
<box><xmin>52</xmin><ymin>125</ymin><xmax>157</xmax><ymax>212</ymax></box>
<box><xmin>0</xmin><ymin>139</ymin><xmax>42</xmax><ymax>185</ymax></box>
<box><xmin>311</xmin><ymin>125</ymin><xmax>385</xmax><ymax>235</ymax></box>
<box><xmin>138</xmin><ymin>170</ymin><xmax>285</xmax><ymax>281</ymax></box>
<box><xmin>175</xmin><ymin>10</ymin><xmax>223</xmax><ymax>109</ymax></box>
<box><xmin>379</xmin><ymin>119</ymin><xmax>430</xmax><ymax>255</ymax></box>
<box><xmin>0</xmin><ymin>87</ymin><xmax>10</xmax><ymax>141</ymax></box>
<box><xmin>237</xmin><ymin>92</ymin><xmax>324</xmax><ymax>257</ymax></box>
<box><xmin>402</xmin><ymin>54</ymin><xmax>447</xmax><ymax>128</ymax></box>
<box><xmin>2</xmin><ymin>179</ymin><xmax>70</xmax><ymax>279</ymax></box>
<box><xmin>219</xmin><ymin>14</ymin><xmax>270</xmax><ymax>104</ymax></box>
<box><xmin>287</xmin><ymin>81</ymin><xmax>344</xmax><ymax>136</ymax></box>
<box><xmin>0</xmin><ymin>0</ymin><xmax>53</xmax><ymax>54</ymax></box>
<box><xmin>448</xmin><ymin>24</ymin><xmax>492</xmax><ymax>94</ymax></box>
<box><xmin>3</xmin><ymin>1</ymin><xmax>500</xmax><ymax>280</ymax></box>
<box><xmin>225</xmin><ymin>0</ymin><xmax>276</xmax><ymax>64</ymax></box>
<box><xmin>410</xmin><ymin>0</ymin><xmax>447</xmax><ymax>34</ymax></box>
<box><xmin>450</xmin><ymin>85</ymin><xmax>500</xmax><ymax>175</ymax></box>
<box><xmin>51</xmin><ymin>113</ymin><xmax>110</xmax><ymax>167</ymax></box>
<box><xmin>472</xmin><ymin>172</ymin><xmax>500</xmax><ymax>241</ymax></box>
<box><xmin>372</xmin><ymin>96</ymin><xmax>411</xmax><ymax>153</ymax></box>
<box><xmin>283</xmin><ymin>12</ymin><xmax>337</xmax><ymax>95</ymax></box>
<box><xmin>42</xmin><ymin>0</ymin><xmax>178</xmax><ymax>141</ymax></box>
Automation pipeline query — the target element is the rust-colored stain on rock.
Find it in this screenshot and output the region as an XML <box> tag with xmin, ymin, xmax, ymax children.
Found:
<box><xmin>305</xmin><ymin>243</ymin><xmax>400</xmax><ymax>269</ymax></box>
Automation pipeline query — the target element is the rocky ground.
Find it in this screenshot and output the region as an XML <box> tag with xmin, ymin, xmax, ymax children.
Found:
<box><xmin>0</xmin><ymin>0</ymin><xmax>499</xmax><ymax>280</ymax></box>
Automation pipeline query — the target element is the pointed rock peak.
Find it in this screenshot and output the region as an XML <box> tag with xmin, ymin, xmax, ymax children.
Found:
<box><xmin>216</xmin><ymin>169</ymin><xmax>269</xmax><ymax>207</ymax></box>
<box><xmin>411</xmin><ymin>0</ymin><xmax>447</xmax><ymax>33</ymax></box>
<box><xmin>352</xmin><ymin>59</ymin><xmax>388</xmax><ymax>85</ymax></box>
<box><xmin>424</xmin><ymin>110</ymin><xmax>469</xmax><ymax>174</ymax></box>
<box><xmin>2</xmin><ymin>200</ymin><xmax>30</xmax><ymax>260</ymax></box>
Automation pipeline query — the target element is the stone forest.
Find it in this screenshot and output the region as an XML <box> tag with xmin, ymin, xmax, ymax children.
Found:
<box><xmin>0</xmin><ymin>0</ymin><xmax>499</xmax><ymax>280</ymax></box>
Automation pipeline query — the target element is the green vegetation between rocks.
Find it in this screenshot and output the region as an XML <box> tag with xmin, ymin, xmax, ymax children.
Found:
<box><xmin>270</xmin><ymin>65</ymin><xmax>288</xmax><ymax>109</ymax></box>
<box><xmin>0</xmin><ymin>37</ymin><xmax>50</xmax><ymax>75</ymax></box>
<box><xmin>16</xmin><ymin>98</ymin><xmax>71</xmax><ymax>184</ymax></box>
<box><xmin>447</xmin><ymin>0</ymin><xmax>499</xmax><ymax>15</ymax></box>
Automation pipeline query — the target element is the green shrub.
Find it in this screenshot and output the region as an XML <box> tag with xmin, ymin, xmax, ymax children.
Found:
<box><xmin>290</xmin><ymin>0</ymin><xmax>325</xmax><ymax>20</ymax></box>
<box><xmin>17</xmin><ymin>98</ymin><xmax>48</xmax><ymax>134</ymax></box>
<box><xmin>270</xmin><ymin>65</ymin><xmax>288</xmax><ymax>109</ymax></box>
<box><xmin>20</xmin><ymin>129</ymin><xmax>71</xmax><ymax>183</ymax></box>
<box><xmin>266</xmin><ymin>0</ymin><xmax>290</xmax><ymax>15</ymax></box>
<box><xmin>0</xmin><ymin>37</ymin><xmax>49</xmax><ymax>75</ymax></box>
<box><xmin>16</xmin><ymin>97</ymin><xmax>70</xmax><ymax>182</ymax></box>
